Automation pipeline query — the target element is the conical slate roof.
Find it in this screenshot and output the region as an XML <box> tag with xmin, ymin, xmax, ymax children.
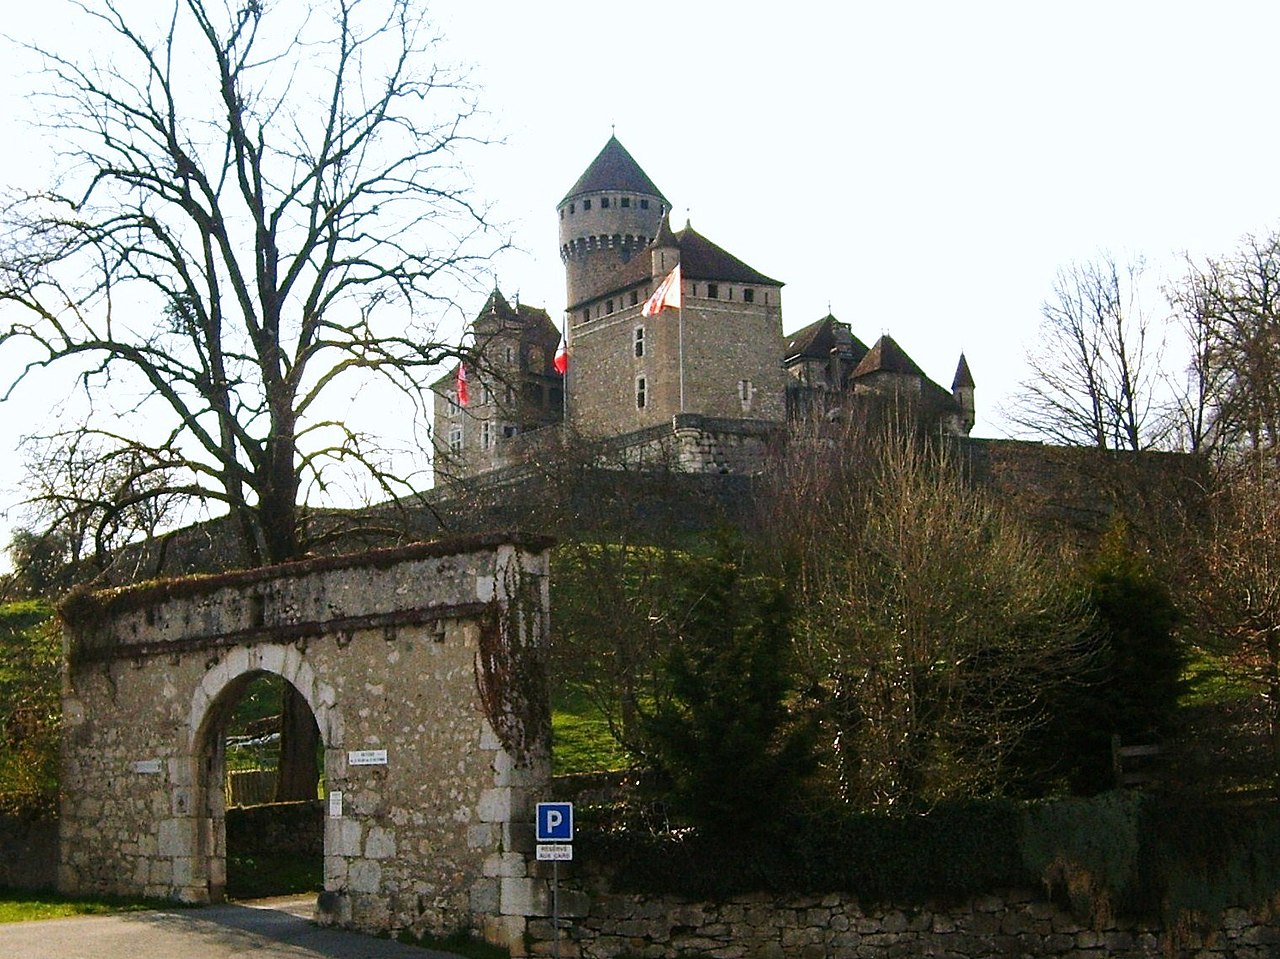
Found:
<box><xmin>562</xmin><ymin>136</ymin><xmax>668</xmax><ymax>204</ymax></box>
<box><xmin>952</xmin><ymin>353</ymin><xmax>975</xmax><ymax>390</ymax></box>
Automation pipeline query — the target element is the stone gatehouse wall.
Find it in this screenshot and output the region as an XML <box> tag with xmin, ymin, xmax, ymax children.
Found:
<box><xmin>526</xmin><ymin>886</ymin><xmax>1279</xmax><ymax>959</ymax></box>
<box><xmin>58</xmin><ymin>532</ymin><xmax>555</xmax><ymax>952</ymax></box>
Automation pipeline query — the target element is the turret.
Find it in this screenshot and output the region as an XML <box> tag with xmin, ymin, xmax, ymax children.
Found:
<box><xmin>558</xmin><ymin>136</ymin><xmax>668</xmax><ymax>308</ymax></box>
<box><xmin>952</xmin><ymin>353</ymin><xmax>975</xmax><ymax>434</ymax></box>
<box><xmin>650</xmin><ymin>213</ymin><xmax>680</xmax><ymax>278</ymax></box>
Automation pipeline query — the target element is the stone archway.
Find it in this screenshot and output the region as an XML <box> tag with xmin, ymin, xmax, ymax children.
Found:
<box><xmin>58</xmin><ymin>533</ymin><xmax>555</xmax><ymax>951</ymax></box>
<box><xmin>192</xmin><ymin>663</ymin><xmax>329</xmax><ymax>902</ymax></box>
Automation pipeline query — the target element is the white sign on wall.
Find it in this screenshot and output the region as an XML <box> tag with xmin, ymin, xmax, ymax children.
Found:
<box><xmin>328</xmin><ymin>790</ymin><xmax>343</xmax><ymax>818</ymax></box>
<box><xmin>131</xmin><ymin>759</ymin><xmax>163</xmax><ymax>774</ymax></box>
<box><xmin>348</xmin><ymin>749</ymin><xmax>388</xmax><ymax>766</ymax></box>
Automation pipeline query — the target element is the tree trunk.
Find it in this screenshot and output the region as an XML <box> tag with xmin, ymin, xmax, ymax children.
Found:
<box><xmin>274</xmin><ymin>683</ymin><xmax>320</xmax><ymax>802</ymax></box>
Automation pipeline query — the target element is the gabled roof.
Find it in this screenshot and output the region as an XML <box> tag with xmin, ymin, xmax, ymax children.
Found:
<box><xmin>851</xmin><ymin>334</ymin><xmax>928</xmax><ymax>380</ymax></box>
<box><xmin>784</xmin><ymin>314</ymin><xmax>869</xmax><ymax>364</ymax></box>
<box><xmin>562</xmin><ymin>136</ymin><xmax>668</xmax><ymax>204</ymax></box>
<box><xmin>675</xmin><ymin>223</ymin><xmax>782</xmax><ymax>286</ymax></box>
<box><xmin>953</xmin><ymin>353</ymin><xmax>975</xmax><ymax>390</ymax></box>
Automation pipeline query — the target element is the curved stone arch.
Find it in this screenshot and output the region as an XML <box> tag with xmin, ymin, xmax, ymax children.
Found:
<box><xmin>188</xmin><ymin>642</ymin><xmax>342</xmax><ymax>750</ymax></box>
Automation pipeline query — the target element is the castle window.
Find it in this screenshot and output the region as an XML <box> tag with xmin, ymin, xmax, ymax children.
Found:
<box><xmin>583</xmin><ymin>198</ymin><xmax>592</xmax><ymax>211</ymax></box>
<box><xmin>601</xmin><ymin>197</ymin><xmax>610</xmax><ymax>209</ymax></box>
<box><xmin>503</xmin><ymin>424</ymin><xmax>518</xmax><ymax>439</ymax></box>
<box><xmin>621</xmin><ymin>197</ymin><xmax>631</xmax><ymax>208</ymax></box>
<box><xmin>583</xmin><ymin>309</ymin><xmax>590</xmax><ymax>323</ymax></box>
<box><xmin>630</xmin><ymin>290</ymin><xmax>639</xmax><ymax>306</ymax></box>
<box><xmin>636</xmin><ymin>376</ymin><xmax>647</xmax><ymax>409</ymax></box>
<box><xmin>448</xmin><ymin>424</ymin><xmax>463</xmax><ymax>452</ymax></box>
<box><xmin>482</xmin><ymin>384</ymin><xmax>494</xmax><ymax>405</ymax></box>
<box><xmin>446</xmin><ymin>390</ymin><xmax>461</xmax><ymax>418</ymax></box>
<box><xmin>640</xmin><ymin>198</ymin><xmax>649</xmax><ymax>210</ymax></box>
<box><xmin>505</xmin><ymin>346</ymin><xmax>515</xmax><ymax>364</ymax></box>
<box><xmin>634</xmin><ymin>326</ymin><xmax>645</xmax><ymax>358</ymax></box>
<box><xmin>606</xmin><ymin>299</ymin><xmax>615</xmax><ymax>314</ymax></box>
<box><xmin>739</xmin><ymin>379</ymin><xmax>753</xmax><ymax>411</ymax></box>
<box><xmin>743</xmin><ymin>288</ymin><xmax>755</xmax><ymax>303</ymax></box>
<box><xmin>569</xmin><ymin>202</ymin><xmax>575</xmax><ymax>214</ymax></box>
<box><xmin>481</xmin><ymin>421</ymin><xmax>492</xmax><ymax>450</ymax></box>
<box><xmin>707</xmin><ymin>283</ymin><xmax>719</xmax><ymax>299</ymax></box>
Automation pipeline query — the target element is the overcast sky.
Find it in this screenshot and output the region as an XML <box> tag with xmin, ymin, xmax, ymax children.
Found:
<box><xmin>3</xmin><ymin>1</ymin><xmax>1280</xmax><ymax>561</ymax></box>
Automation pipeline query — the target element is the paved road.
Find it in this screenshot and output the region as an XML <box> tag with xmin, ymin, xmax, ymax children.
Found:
<box><xmin>0</xmin><ymin>895</ymin><xmax>465</xmax><ymax>959</ymax></box>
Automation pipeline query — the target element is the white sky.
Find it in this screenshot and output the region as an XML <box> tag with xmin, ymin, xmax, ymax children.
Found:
<box><xmin>4</xmin><ymin>0</ymin><xmax>1280</xmax><ymax>560</ymax></box>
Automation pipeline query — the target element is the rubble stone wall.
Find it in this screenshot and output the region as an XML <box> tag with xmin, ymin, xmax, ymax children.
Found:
<box><xmin>528</xmin><ymin>887</ymin><xmax>1279</xmax><ymax>959</ymax></box>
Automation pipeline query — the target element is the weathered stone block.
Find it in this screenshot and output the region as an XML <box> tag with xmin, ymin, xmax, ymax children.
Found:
<box><xmin>501</xmin><ymin>876</ymin><xmax>551</xmax><ymax>916</ymax></box>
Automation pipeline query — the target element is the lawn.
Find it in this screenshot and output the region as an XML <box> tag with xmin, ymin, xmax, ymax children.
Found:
<box><xmin>0</xmin><ymin>889</ymin><xmax>170</xmax><ymax>923</ymax></box>
<box><xmin>551</xmin><ymin>684</ymin><xmax>630</xmax><ymax>775</ymax></box>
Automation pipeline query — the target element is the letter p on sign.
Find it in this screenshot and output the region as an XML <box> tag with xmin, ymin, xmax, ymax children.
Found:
<box><xmin>536</xmin><ymin>802</ymin><xmax>574</xmax><ymax>842</ymax></box>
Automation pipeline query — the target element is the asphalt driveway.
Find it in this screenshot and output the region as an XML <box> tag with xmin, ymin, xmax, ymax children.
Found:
<box><xmin>0</xmin><ymin>895</ymin><xmax>465</xmax><ymax>959</ymax></box>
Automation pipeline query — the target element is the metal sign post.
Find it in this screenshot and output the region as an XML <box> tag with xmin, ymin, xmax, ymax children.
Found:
<box><xmin>536</xmin><ymin>803</ymin><xmax>575</xmax><ymax>959</ymax></box>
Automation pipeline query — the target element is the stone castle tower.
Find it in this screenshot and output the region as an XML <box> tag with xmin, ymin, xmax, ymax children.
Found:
<box><xmin>558</xmin><ymin>137</ymin><xmax>788</xmax><ymax>436</ymax></box>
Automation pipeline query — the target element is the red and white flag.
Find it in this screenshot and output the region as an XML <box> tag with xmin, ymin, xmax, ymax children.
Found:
<box><xmin>456</xmin><ymin>362</ymin><xmax>469</xmax><ymax>406</ymax></box>
<box><xmin>642</xmin><ymin>263</ymin><xmax>682</xmax><ymax>317</ymax></box>
<box><xmin>553</xmin><ymin>337</ymin><xmax>568</xmax><ymax>375</ymax></box>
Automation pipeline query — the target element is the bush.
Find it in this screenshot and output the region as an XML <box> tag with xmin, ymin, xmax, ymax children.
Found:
<box><xmin>637</xmin><ymin>541</ymin><xmax>816</xmax><ymax>840</ymax></box>
<box><xmin>0</xmin><ymin>602</ymin><xmax>59</xmax><ymax>818</ymax></box>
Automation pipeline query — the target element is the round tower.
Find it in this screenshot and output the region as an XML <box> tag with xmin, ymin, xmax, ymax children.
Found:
<box><xmin>558</xmin><ymin>136</ymin><xmax>667</xmax><ymax>309</ymax></box>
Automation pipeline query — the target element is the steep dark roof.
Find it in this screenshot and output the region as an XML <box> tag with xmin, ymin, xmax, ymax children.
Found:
<box><xmin>953</xmin><ymin>353</ymin><xmax>975</xmax><ymax>390</ymax></box>
<box><xmin>675</xmin><ymin>223</ymin><xmax>782</xmax><ymax>286</ymax></box>
<box><xmin>851</xmin><ymin>334</ymin><xmax>928</xmax><ymax>380</ymax></box>
<box><xmin>562</xmin><ymin>136</ymin><xmax>667</xmax><ymax>204</ymax></box>
<box><xmin>784</xmin><ymin>314</ymin><xmax>869</xmax><ymax>364</ymax></box>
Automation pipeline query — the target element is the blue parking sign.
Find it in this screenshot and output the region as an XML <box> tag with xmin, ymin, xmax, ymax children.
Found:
<box><xmin>536</xmin><ymin>802</ymin><xmax>574</xmax><ymax>842</ymax></box>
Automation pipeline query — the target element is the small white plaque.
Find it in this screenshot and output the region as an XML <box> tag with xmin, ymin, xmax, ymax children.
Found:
<box><xmin>328</xmin><ymin>791</ymin><xmax>343</xmax><ymax>818</ymax></box>
<box><xmin>348</xmin><ymin>749</ymin><xmax>388</xmax><ymax>766</ymax></box>
<box><xmin>132</xmin><ymin>759</ymin><xmax>163</xmax><ymax>775</ymax></box>
<box><xmin>536</xmin><ymin>843</ymin><xmax>573</xmax><ymax>862</ymax></box>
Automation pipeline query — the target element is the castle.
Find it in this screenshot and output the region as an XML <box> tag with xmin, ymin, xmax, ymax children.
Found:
<box><xmin>433</xmin><ymin>136</ymin><xmax>975</xmax><ymax>482</ymax></box>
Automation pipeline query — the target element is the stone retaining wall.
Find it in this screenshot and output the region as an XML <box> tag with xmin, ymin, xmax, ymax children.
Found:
<box><xmin>525</xmin><ymin>887</ymin><xmax>1279</xmax><ymax>959</ymax></box>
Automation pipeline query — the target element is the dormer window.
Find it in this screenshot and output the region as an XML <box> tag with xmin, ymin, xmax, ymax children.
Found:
<box><xmin>601</xmin><ymin>197</ymin><xmax>610</xmax><ymax>209</ymax></box>
<box><xmin>743</xmin><ymin>288</ymin><xmax>755</xmax><ymax>303</ymax></box>
<box><xmin>583</xmin><ymin>199</ymin><xmax>592</xmax><ymax>211</ymax></box>
<box><xmin>640</xmin><ymin>199</ymin><xmax>649</xmax><ymax>210</ymax></box>
<box><xmin>621</xmin><ymin>197</ymin><xmax>631</xmax><ymax>208</ymax></box>
<box><xmin>707</xmin><ymin>283</ymin><xmax>719</xmax><ymax>299</ymax></box>
<box><xmin>568</xmin><ymin>202</ymin><xmax>575</xmax><ymax>214</ymax></box>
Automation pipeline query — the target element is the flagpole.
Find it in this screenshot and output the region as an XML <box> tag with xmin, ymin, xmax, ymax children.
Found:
<box><xmin>562</xmin><ymin>312</ymin><xmax>570</xmax><ymax>425</ymax></box>
<box><xmin>678</xmin><ymin>298</ymin><xmax>685</xmax><ymax>414</ymax></box>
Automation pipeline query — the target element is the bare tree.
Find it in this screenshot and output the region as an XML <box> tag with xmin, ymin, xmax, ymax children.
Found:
<box><xmin>1009</xmin><ymin>255</ymin><xmax>1166</xmax><ymax>451</ymax></box>
<box><xmin>0</xmin><ymin>0</ymin><xmax>499</xmax><ymax>801</ymax></box>
<box><xmin>1170</xmin><ymin>233</ymin><xmax>1280</xmax><ymax>455</ymax></box>
<box><xmin>12</xmin><ymin>427</ymin><xmax>180</xmax><ymax>582</ymax></box>
<box><xmin>0</xmin><ymin>0</ymin><xmax>496</xmax><ymax>568</ymax></box>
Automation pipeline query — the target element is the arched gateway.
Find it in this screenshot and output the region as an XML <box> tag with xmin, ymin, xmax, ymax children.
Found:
<box><xmin>57</xmin><ymin>532</ymin><xmax>555</xmax><ymax>950</ymax></box>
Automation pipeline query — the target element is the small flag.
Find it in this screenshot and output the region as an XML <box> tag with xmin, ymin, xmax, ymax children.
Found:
<box><xmin>554</xmin><ymin>338</ymin><xmax>568</xmax><ymax>375</ymax></box>
<box><xmin>642</xmin><ymin>263</ymin><xmax>682</xmax><ymax>317</ymax></box>
<box><xmin>456</xmin><ymin>362</ymin><xmax>469</xmax><ymax>406</ymax></box>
